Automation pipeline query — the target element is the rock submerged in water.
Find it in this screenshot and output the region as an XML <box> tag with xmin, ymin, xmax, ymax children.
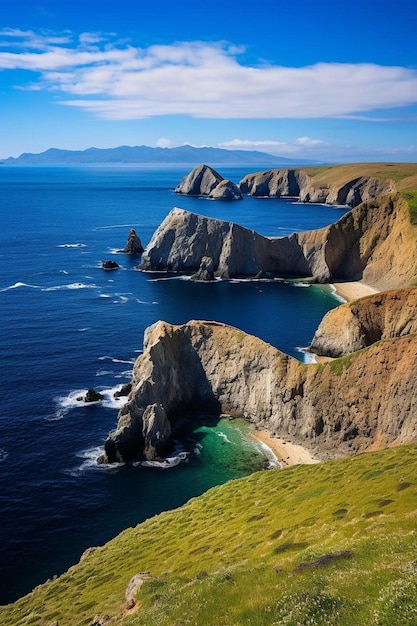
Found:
<box><xmin>118</xmin><ymin>229</ymin><xmax>144</xmax><ymax>255</ymax></box>
<box><xmin>175</xmin><ymin>164</ymin><xmax>242</xmax><ymax>200</ymax></box>
<box><xmin>102</xmin><ymin>260</ymin><xmax>120</xmax><ymax>270</ymax></box>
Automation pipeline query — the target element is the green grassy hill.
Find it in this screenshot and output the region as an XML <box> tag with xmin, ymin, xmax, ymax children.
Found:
<box><xmin>303</xmin><ymin>162</ymin><xmax>417</xmax><ymax>192</ymax></box>
<box><xmin>2</xmin><ymin>443</ymin><xmax>417</xmax><ymax>626</ymax></box>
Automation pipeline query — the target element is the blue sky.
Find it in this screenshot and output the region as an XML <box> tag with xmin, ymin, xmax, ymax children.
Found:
<box><xmin>1</xmin><ymin>0</ymin><xmax>416</xmax><ymax>161</ymax></box>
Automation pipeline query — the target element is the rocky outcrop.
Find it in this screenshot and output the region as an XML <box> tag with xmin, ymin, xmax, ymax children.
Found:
<box><xmin>138</xmin><ymin>194</ymin><xmax>417</xmax><ymax>290</ymax></box>
<box><xmin>175</xmin><ymin>164</ymin><xmax>242</xmax><ymax>200</ymax></box>
<box><xmin>239</xmin><ymin>169</ymin><xmax>396</xmax><ymax>207</ymax></box>
<box><xmin>310</xmin><ymin>287</ymin><xmax>417</xmax><ymax>357</ymax></box>
<box><xmin>118</xmin><ymin>229</ymin><xmax>144</xmax><ymax>254</ymax></box>
<box><xmin>239</xmin><ymin>169</ymin><xmax>311</xmax><ymax>197</ymax></box>
<box><xmin>102</xmin><ymin>260</ymin><xmax>120</xmax><ymax>270</ymax></box>
<box><xmin>190</xmin><ymin>256</ymin><xmax>216</xmax><ymax>281</ymax></box>
<box><xmin>102</xmin><ymin>320</ymin><xmax>417</xmax><ymax>463</ymax></box>
<box><xmin>78</xmin><ymin>389</ymin><xmax>104</xmax><ymax>403</ymax></box>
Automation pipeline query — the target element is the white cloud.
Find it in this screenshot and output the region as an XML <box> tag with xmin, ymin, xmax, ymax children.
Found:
<box><xmin>218</xmin><ymin>137</ymin><xmax>328</xmax><ymax>156</ymax></box>
<box><xmin>1</xmin><ymin>32</ymin><xmax>417</xmax><ymax>120</ymax></box>
<box><xmin>295</xmin><ymin>136</ymin><xmax>325</xmax><ymax>146</ymax></box>
<box><xmin>155</xmin><ymin>137</ymin><xmax>175</xmax><ymax>148</ymax></box>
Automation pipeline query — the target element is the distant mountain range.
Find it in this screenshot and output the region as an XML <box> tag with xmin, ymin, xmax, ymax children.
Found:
<box><xmin>1</xmin><ymin>144</ymin><xmax>318</xmax><ymax>166</ymax></box>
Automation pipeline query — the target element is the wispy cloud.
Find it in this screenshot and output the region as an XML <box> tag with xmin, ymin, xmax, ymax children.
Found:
<box><xmin>1</xmin><ymin>29</ymin><xmax>417</xmax><ymax>120</ymax></box>
<box><xmin>218</xmin><ymin>137</ymin><xmax>329</xmax><ymax>157</ymax></box>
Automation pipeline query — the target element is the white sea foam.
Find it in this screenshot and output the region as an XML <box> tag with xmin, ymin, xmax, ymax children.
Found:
<box><xmin>138</xmin><ymin>449</ymin><xmax>190</xmax><ymax>470</ymax></box>
<box><xmin>0</xmin><ymin>282</ymin><xmax>40</xmax><ymax>291</ymax></box>
<box><xmin>96</xmin><ymin>369</ymin><xmax>113</xmax><ymax>377</ymax></box>
<box><xmin>0</xmin><ymin>447</ymin><xmax>8</xmax><ymax>463</ymax></box>
<box><xmin>216</xmin><ymin>431</ymin><xmax>232</xmax><ymax>444</ymax></box>
<box><xmin>253</xmin><ymin>441</ymin><xmax>281</xmax><ymax>469</ymax></box>
<box><xmin>291</xmin><ymin>282</ymin><xmax>311</xmax><ymax>288</ymax></box>
<box><xmin>328</xmin><ymin>284</ymin><xmax>346</xmax><ymax>303</ymax></box>
<box><xmin>78</xmin><ymin>327</ymin><xmax>91</xmax><ymax>332</ymax></box>
<box><xmin>114</xmin><ymin>369</ymin><xmax>133</xmax><ymax>380</ymax></box>
<box><xmin>94</xmin><ymin>223</ymin><xmax>141</xmax><ymax>231</ymax></box>
<box><xmin>44</xmin><ymin>282</ymin><xmax>97</xmax><ymax>291</ymax></box>
<box><xmin>114</xmin><ymin>295</ymin><xmax>129</xmax><ymax>304</ymax></box>
<box><xmin>296</xmin><ymin>347</ymin><xmax>317</xmax><ymax>364</ymax></box>
<box><xmin>99</xmin><ymin>355</ymin><xmax>135</xmax><ymax>365</ymax></box>
<box><xmin>55</xmin><ymin>386</ymin><xmax>126</xmax><ymax>415</ymax></box>
<box><xmin>136</xmin><ymin>298</ymin><xmax>159</xmax><ymax>305</ymax></box>
<box><xmin>58</xmin><ymin>243</ymin><xmax>87</xmax><ymax>248</ymax></box>
<box><xmin>67</xmin><ymin>446</ymin><xmax>122</xmax><ymax>476</ymax></box>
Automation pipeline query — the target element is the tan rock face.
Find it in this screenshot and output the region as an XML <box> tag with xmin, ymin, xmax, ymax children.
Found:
<box><xmin>138</xmin><ymin>195</ymin><xmax>417</xmax><ymax>289</ymax></box>
<box><xmin>103</xmin><ymin>320</ymin><xmax>417</xmax><ymax>463</ymax></box>
<box><xmin>238</xmin><ymin>169</ymin><xmax>396</xmax><ymax>206</ymax></box>
<box><xmin>311</xmin><ymin>288</ymin><xmax>417</xmax><ymax>357</ymax></box>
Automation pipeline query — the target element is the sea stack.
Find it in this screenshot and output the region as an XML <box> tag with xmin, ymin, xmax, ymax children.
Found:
<box><xmin>175</xmin><ymin>164</ymin><xmax>242</xmax><ymax>200</ymax></box>
<box><xmin>118</xmin><ymin>229</ymin><xmax>144</xmax><ymax>254</ymax></box>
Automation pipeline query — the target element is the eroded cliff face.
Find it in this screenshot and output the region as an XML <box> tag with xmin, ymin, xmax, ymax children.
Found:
<box><xmin>138</xmin><ymin>195</ymin><xmax>417</xmax><ymax>289</ymax></box>
<box><xmin>239</xmin><ymin>169</ymin><xmax>396</xmax><ymax>206</ymax></box>
<box><xmin>103</xmin><ymin>320</ymin><xmax>417</xmax><ymax>463</ymax></box>
<box><xmin>310</xmin><ymin>288</ymin><xmax>417</xmax><ymax>357</ymax></box>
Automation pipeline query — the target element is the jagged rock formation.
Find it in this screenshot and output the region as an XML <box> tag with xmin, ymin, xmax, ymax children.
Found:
<box><xmin>138</xmin><ymin>194</ymin><xmax>417</xmax><ymax>290</ymax></box>
<box><xmin>190</xmin><ymin>256</ymin><xmax>216</xmax><ymax>281</ymax></box>
<box><xmin>77</xmin><ymin>389</ymin><xmax>104</xmax><ymax>403</ymax></box>
<box><xmin>118</xmin><ymin>229</ymin><xmax>144</xmax><ymax>254</ymax></box>
<box><xmin>175</xmin><ymin>164</ymin><xmax>243</xmax><ymax>200</ymax></box>
<box><xmin>239</xmin><ymin>168</ymin><xmax>396</xmax><ymax>206</ymax></box>
<box><xmin>310</xmin><ymin>287</ymin><xmax>417</xmax><ymax>357</ymax></box>
<box><xmin>102</xmin><ymin>320</ymin><xmax>417</xmax><ymax>463</ymax></box>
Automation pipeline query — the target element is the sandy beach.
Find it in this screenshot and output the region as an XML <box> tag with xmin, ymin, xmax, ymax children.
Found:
<box><xmin>252</xmin><ymin>429</ymin><xmax>320</xmax><ymax>467</ymax></box>
<box><xmin>332</xmin><ymin>281</ymin><xmax>379</xmax><ymax>302</ymax></box>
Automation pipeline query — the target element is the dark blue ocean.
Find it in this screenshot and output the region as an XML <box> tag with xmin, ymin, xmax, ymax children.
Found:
<box><xmin>0</xmin><ymin>165</ymin><xmax>346</xmax><ymax>604</ymax></box>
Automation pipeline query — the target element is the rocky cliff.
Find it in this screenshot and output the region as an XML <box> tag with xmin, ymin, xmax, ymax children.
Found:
<box><xmin>239</xmin><ymin>168</ymin><xmax>396</xmax><ymax>206</ymax></box>
<box><xmin>102</xmin><ymin>320</ymin><xmax>417</xmax><ymax>463</ymax></box>
<box><xmin>138</xmin><ymin>194</ymin><xmax>417</xmax><ymax>290</ymax></box>
<box><xmin>175</xmin><ymin>164</ymin><xmax>242</xmax><ymax>200</ymax></box>
<box><xmin>310</xmin><ymin>287</ymin><xmax>417</xmax><ymax>357</ymax></box>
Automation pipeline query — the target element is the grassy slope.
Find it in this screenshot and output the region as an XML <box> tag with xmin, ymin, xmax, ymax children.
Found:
<box><xmin>302</xmin><ymin>162</ymin><xmax>417</xmax><ymax>191</ymax></box>
<box><xmin>2</xmin><ymin>443</ymin><xmax>417</xmax><ymax>626</ymax></box>
<box><xmin>304</xmin><ymin>162</ymin><xmax>417</xmax><ymax>225</ymax></box>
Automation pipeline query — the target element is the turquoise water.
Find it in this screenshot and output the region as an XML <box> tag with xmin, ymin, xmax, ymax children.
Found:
<box><xmin>0</xmin><ymin>165</ymin><xmax>345</xmax><ymax>603</ymax></box>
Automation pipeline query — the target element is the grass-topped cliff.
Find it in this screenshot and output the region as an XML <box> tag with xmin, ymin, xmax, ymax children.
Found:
<box><xmin>303</xmin><ymin>162</ymin><xmax>417</xmax><ymax>190</ymax></box>
<box><xmin>2</xmin><ymin>443</ymin><xmax>417</xmax><ymax>625</ymax></box>
<box><xmin>302</xmin><ymin>162</ymin><xmax>417</xmax><ymax>223</ymax></box>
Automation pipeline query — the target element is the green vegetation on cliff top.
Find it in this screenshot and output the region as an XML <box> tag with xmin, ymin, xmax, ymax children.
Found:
<box><xmin>304</xmin><ymin>162</ymin><xmax>417</xmax><ymax>224</ymax></box>
<box><xmin>2</xmin><ymin>443</ymin><xmax>417</xmax><ymax>626</ymax></box>
<box><xmin>304</xmin><ymin>162</ymin><xmax>417</xmax><ymax>192</ymax></box>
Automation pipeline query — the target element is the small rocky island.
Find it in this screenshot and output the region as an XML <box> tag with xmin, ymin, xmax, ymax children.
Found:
<box><xmin>175</xmin><ymin>164</ymin><xmax>243</xmax><ymax>200</ymax></box>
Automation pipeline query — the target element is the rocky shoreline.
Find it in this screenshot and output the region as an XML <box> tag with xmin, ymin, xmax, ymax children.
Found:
<box><xmin>100</xmin><ymin>164</ymin><xmax>417</xmax><ymax>466</ymax></box>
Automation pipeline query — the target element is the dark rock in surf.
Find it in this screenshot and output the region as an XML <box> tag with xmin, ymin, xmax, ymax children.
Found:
<box><xmin>114</xmin><ymin>383</ymin><xmax>132</xmax><ymax>398</ymax></box>
<box><xmin>78</xmin><ymin>389</ymin><xmax>104</xmax><ymax>403</ymax></box>
<box><xmin>102</xmin><ymin>260</ymin><xmax>120</xmax><ymax>270</ymax></box>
